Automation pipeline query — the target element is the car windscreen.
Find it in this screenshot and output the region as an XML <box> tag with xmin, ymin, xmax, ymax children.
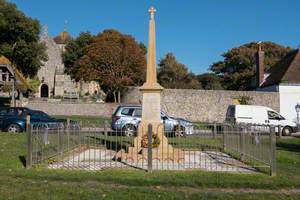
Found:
<box><xmin>161</xmin><ymin>112</ymin><xmax>169</xmax><ymax>119</ymax></box>
<box><xmin>268</xmin><ymin>111</ymin><xmax>280</xmax><ymax>120</ymax></box>
<box><xmin>112</xmin><ymin>106</ymin><xmax>121</xmax><ymax>116</ymax></box>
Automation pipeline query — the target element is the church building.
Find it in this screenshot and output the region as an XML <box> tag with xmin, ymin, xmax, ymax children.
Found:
<box><xmin>37</xmin><ymin>26</ymin><xmax>101</xmax><ymax>99</ymax></box>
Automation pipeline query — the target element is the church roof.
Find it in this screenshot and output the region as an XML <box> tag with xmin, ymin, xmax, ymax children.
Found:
<box><xmin>53</xmin><ymin>31</ymin><xmax>71</xmax><ymax>44</ymax></box>
<box><xmin>261</xmin><ymin>48</ymin><xmax>300</xmax><ymax>87</ymax></box>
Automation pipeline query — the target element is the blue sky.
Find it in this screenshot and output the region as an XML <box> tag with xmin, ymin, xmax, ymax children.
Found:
<box><xmin>9</xmin><ymin>0</ymin><xmax>300</xmax><ymax>74</ymax></box>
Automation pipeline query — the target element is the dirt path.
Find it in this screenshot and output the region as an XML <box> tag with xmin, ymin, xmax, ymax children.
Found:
<box><xmin>86</xmin><ymin>181</ymin><xmax>300</xmax><ymax>194</ymax></box>
<box><xmin>168</xmin><ymin>186</ymin><xmax>300</xmax><ymax>194</ymax></box>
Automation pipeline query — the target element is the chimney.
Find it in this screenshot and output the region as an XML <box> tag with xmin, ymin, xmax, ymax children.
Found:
<box><xmin>256</xmin><ymin>42</ymin><xmax>265</xmax><ymax>87</ymax></box>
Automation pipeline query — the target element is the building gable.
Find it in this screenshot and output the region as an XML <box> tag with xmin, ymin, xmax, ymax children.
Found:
<box><xmin>261</xmin><ymin>49</ymin><xmax>300</xmax><ymax>87</ymax></box>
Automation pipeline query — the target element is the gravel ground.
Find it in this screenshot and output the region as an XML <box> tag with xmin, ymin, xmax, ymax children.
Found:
<box><xmin>48</xmin><ymin>148</ymin><xmax>256</xmax><ymax>173</ymax></box>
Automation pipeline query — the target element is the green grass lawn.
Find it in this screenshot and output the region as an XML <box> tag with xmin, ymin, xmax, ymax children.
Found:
<box><xmin>0</xmin><ymin>132</ymin><xmax>300</xmax><ymax>199</ymax></box>
<box><xmin>52</xmin><ymin>115</ymin><xmax>111</xmax><ymax>127</ymax></box>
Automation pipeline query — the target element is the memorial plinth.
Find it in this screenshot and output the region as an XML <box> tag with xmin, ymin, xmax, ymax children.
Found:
<box><xmin>116</xmin><ymin>7</ymin><xmax>184</xmax><ymax>164</ymax></box>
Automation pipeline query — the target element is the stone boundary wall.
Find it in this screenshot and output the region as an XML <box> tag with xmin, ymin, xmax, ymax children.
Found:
<box><xmin>122</xmin><ymin>87</ymin><xmax>280</xmax><ymax>122</ymax></box>
<box><xmin>26</xmin><ymin>88</ymin><xmax>279</xmax><ymax>122</ymax></box>
<box><xmin>26</xmin><ymin>102</ymin><xmax>119</xmax><ymax>117</ymax></box>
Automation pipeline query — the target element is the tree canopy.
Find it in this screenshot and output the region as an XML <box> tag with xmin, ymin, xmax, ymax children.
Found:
<box><xmin>0</xmin><ymin>0</ymin><xmax>47</xmax><ymax>77</ymax></box>
<box><xmin>63</xmin><ymin>32</ymin><xmax>93</xmax><ymax>81</ymax></box>
<box><xmin>210</xmin><ymin>42</ymin><xmax>293</xmax><ymax>90</ymax></box>
<box><xmin>63</xmin><ymin>30</ymin><xmax>293</xmax><ymax>93</ymax></box>
<box><xmin>158</xmin><ymin>53</ymin><xmax>201</xmax><ymax>89</ymax></box>
<box><xmin>197</xmin><ymin>73</ymin><xmax>223</xmax><ymax>90</ymax></box>
<box><xmin>69</xmin><ymin>29</ymin><xmax>146</xmax><ymax>102</ymax></box>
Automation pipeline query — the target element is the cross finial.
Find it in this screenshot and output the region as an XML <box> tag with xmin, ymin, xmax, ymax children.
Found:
<box><xmin>258</xmin><ymin>41</ymin><xmax>262</xmax><ymax>51</ymax></box>
<box><xmin>148</xmin><ymin>7</ymin><xmax>156</xmax><ymax>19</ymax></box>
<box><xmin>64</xmin><ymin>20</ymin><xmax>68</xmax><ymax>32</ymax></box>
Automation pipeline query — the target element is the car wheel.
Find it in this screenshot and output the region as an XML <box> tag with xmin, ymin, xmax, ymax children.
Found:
<box><xmin>174</xmin><ymin>126</ymin><xmax>185</xmax><ymax>137</ymax></box>
<box><xmin>282</xmin><ymin>126</ymin><xmax>292</xmax><ymax>136</ymax></box>
<box><xmin>7</xmin><ymin>124</ymin><xmax>21</xmax><ymax>133</ymax></box>
<box><xmin>122</xmin><ymin>124</ymin><xmax>136</xmax><ymax>137</ymax></box>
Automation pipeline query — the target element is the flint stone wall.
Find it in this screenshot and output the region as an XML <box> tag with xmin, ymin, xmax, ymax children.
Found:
<box><xmin>26</xmin><ymin>102</ymin><xmax>119</xmax><ymax>117</ymax></box>
<box><xmin>122</xmin><ymin>87</ymin><xmax>280</xmax><ymax>122</ymax></box>
<box><xmin>26</xmin><ymin>88</ymin><xmax>279</xmax><ymax>123</ymax></box>
<box><xmin>38</xmin><ymin>33</ymin><xmax>62</xmax><ymax>94</ymax></box>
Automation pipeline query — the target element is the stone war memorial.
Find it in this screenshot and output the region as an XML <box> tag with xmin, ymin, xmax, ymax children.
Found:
<box><xmin>3</xmin><ymin>0</ymin><xmax>292</xmax><ymax>198</ymax></box>
<box><xmin>116</xmin><ymin>7</ymin><xmax>184</xmax><ymax>164</ymax></box>
<box><xmin>31</xmin><ymin>7</ymin><xmax>270</xmax><ymax>175</ymax></box>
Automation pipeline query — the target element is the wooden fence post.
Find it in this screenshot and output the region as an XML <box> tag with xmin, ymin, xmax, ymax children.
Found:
<box><xmin>26</xmin><ymin>115</ymin><xmax>32</xmax><ymax>168</ymax></box>
<box><xmin>147</xmin><ymin>124</ymin><xmax>153</xmax><ymax>172</ymax></box>
<box><xmin>270</xmin><ymin>126</ymin><xmax>276</xmax><ymax>176</ymax></box>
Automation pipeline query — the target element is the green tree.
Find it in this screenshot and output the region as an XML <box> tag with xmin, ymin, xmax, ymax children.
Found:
<box><xmin>139</xmin><ymin>42</ymin><xmax>147</xmax><ymax>55</ymax></box>
<box><xmin>0</xmin><ymin>0</ymin><xmax>47</xmax><ymax>77</ymax></box>
<box><xmin>62</xmin><ymin>32</ymin><xmax>93</xmax><ymax>80</ymax></box>
<box><xmin>76</xmin><ymin>29</ymin><xmax>146</xmax><ymax>102</ymax></box>
<box><xmin>158</xmin><ymin>53</ymin><xmax>201</xmax><ymax>89</ymax></box>
<box><xmin>210</xmin><ymin>42</ymin><xmax>293</xmax><ymax>90</ymax></box>
<box><xmin>197</xmin><ymin>73</ymin><xmax>223</xmax><ymax>90</ymax></box>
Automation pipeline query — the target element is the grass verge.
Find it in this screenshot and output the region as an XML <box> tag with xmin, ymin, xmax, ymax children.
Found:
<box><xmin>52</xmin><ymin>115</ymin><xmax>111</xmax><ymax>127</ymax></box>
<box><xmin>0</xmin><ymin>132</ymin><xmax>300</xmax><ymax>199</ymax></box>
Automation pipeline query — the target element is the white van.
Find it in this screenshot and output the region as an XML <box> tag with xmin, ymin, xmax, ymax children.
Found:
<box><xmin>225</xmin><ymin>105</ymin><xmax>298</xmax><ymax>136</ymax></box>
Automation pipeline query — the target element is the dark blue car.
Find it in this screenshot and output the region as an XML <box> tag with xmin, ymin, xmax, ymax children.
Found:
<box><xmin>0</xmin><ymin>107</ymin><xmax>66</xmax><ymax>133</ymax></box>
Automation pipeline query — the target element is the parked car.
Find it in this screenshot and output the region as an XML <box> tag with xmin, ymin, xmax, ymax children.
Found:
<box><xmin>0</xmin><ymin>107</ymin><xmax>68</xmax><ymax>133</ymax></box>
<box><xmin>111</xmin><ymin>105</ymin><xmax>194</xmax><ymax>136</ymax></box>
<box><xmin>225</xmin><ymin>105</ymin><xmax>298</xmax><ymax>136</ymax></box>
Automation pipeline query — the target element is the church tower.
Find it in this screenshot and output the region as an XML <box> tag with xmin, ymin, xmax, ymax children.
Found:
<box><xmin>53</xmin><ymin>21</ymin><xmax>71</xmax><ymax>52</ymax></box>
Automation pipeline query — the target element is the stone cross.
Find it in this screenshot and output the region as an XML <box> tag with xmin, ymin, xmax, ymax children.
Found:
<box><xmin>140</xmin><ymin>7</ymin><xmax>163</xmax><ymax>90</ymax></box>
<box><xmin>140</xmin><ymin>6</ymin><xmax>163</xmax><ymax>125</ymax></box>
<box><xmin>148</xmin><ymin>7</ymin><xmax>156</xmax><ymax>19</ymax></box>
<box><xmin>258</xmin><ymin>41</ymin><xmax>262</xmax><ymax>51</ymax></box>
<box><xmin>64</xmin><ymin>20</ymin><xmax>68</xmax><ymax>32</ymax></box>
<box><xmin>116</xmin><ymin>7</ymin><xmax>184</xmax><ymax>164</ymax></box>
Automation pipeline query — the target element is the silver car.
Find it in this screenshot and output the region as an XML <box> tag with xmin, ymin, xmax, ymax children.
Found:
<box><xmin>111</xmin><ymin>105</ymin><xmax>194</xmax><ymax>136</ymax></box>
